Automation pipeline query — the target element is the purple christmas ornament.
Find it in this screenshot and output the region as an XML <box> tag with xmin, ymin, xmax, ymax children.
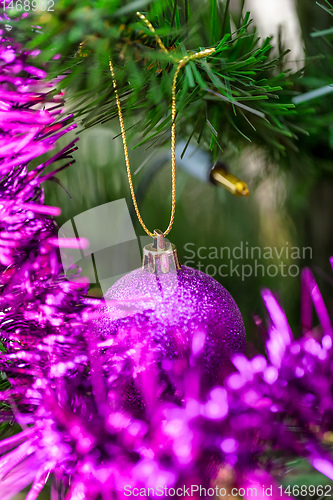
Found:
<box><xmin>96</xmin><ymin>234</ymin><xmax>246</xmax><ymax>399</ymax></box>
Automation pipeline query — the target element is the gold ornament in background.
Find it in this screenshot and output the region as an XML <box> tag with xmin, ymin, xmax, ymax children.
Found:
<box><xmin>211</xmin><ymin>162</ymin><xmax>250</xmax><ymax>197</ymax></box>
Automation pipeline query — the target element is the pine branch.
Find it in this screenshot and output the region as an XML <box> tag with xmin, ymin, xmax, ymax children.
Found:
<box><xmin>1</xmin><ymin>0</ymin><xmax>306</xmax><ymax>160</ymax></box>
<box><xmin>3</xmin><ymin>0</ymin><xmax>333</xmax><ymax>170</ymax></box>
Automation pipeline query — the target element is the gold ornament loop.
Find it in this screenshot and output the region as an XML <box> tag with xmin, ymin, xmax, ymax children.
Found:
<box><xmin>136</xmin><ymin>11</ymin><xmax>169</xmax><ymax>55</ymax></box>
<box><xmin>110</xmin><ymin>12</ymin><xmax>216</xmax><ymax>238</ymax></box>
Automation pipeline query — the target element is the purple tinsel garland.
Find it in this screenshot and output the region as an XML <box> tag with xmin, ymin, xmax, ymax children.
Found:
<box><xmin>0</xmin><ymin>29</ymin><xmax>333</xmax><ymax>500</ymax></box>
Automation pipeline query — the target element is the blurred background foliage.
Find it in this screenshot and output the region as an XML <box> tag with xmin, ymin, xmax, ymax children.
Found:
<box><xmin>3</xmin><ymin>0</ymin><xmax>333</xmax><ymax>341</ymax></box>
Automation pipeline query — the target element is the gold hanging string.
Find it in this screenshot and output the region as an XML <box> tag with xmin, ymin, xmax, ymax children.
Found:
<box><xmin>109</xmin><ymin>13</ymin><xmax>216</xmax><ymax>238</ymax></box>
<box><xmin>136</xmin><ymin>11</ymin><xmax>169</xmax><ymax>55</ymax></box>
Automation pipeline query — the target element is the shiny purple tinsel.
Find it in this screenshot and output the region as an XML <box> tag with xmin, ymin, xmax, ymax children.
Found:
<box><xmin>0</xmin><ymin>31</ymin><xmax>94</xmax><ymax>499</ymax></box>
<box><xmin>1</xmin><ymin>31</ymin><xmax>333</xmax><ymax>500</ymax></box>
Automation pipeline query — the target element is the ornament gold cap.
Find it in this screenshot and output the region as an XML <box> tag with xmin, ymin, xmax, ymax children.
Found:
<box><xmin>142</xmin><ymin>229</ymin><xmax>181</xmax><ymax>274</ymax></box>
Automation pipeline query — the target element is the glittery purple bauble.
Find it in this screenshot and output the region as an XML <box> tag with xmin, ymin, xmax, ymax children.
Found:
<box><xmin>97</xmin><ymin>266</ymin><xmax>245</xmax><ymax>395</ymax></box>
